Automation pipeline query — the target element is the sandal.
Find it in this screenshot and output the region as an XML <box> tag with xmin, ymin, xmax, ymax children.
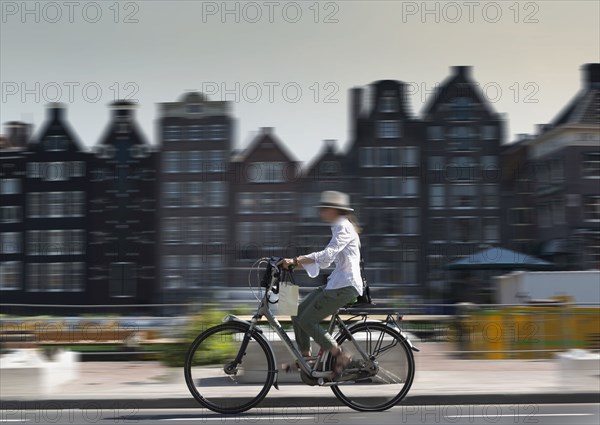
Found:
<box><xmin>331</xmin><ymin>346</ymin><xmax>352</xmax><ymax>379</ymax></box>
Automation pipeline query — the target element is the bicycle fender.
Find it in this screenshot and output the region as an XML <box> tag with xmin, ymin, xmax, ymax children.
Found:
<box><xmin>221</xmin><ymin>314</ymin><xmax>263</xmax><ymax>334</ymax></box>
<box><xmin>346</xmin><ymin>320</ymin><xmax>420</xmax><ymax>352</ymax></box>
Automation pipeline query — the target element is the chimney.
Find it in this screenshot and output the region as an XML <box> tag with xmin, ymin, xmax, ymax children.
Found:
<box><xmin>323</xmin><ymin>139</ymin><xmax>337</xmax><ymax>152</ymax></box>
<box><xmin>5</xmin><ymin>121</ymin><xmax>31</xmax><ymax>148</ymax></box>
<box><xmin>451</xmin><ymin>65</ymin><xmax>472</xmax><ymax>78</ymax></box>
<box><xmin>46</xmin><ymin>102</ymin><xmax>66</xmax><ymax>121</ymax></box>
<box><xmin>110</xmin><ymin>100</ymin><xmax>137</xmax><ymax>121</ymax></box>
<box><xmin>259</xmin><ymin>126</ymin><xmax>273</xmax><ymax>134</ymax></box>
<box><xmin>350</xmin><ymin>87</ymin><xmax>363</xmax><ymax>135</ymax></box>
<box><xmin>582</xmin><ymin>63</ymin><xmax>600</xmax><ymax>89</ymax></box>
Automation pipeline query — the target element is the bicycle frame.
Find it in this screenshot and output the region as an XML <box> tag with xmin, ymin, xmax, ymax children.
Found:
<box><xmin>223</xmin><ymin>257</ymin><xmax>418</xmax><ymax>386</ymax></box>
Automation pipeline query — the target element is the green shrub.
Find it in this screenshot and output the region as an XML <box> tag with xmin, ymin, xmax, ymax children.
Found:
<box><xmin>158</xmin><ymin>307</ymin><xmax>244</xmax><ymax>368</ymax></box>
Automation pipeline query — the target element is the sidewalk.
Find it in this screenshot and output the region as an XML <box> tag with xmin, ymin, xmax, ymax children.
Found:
<box><xmin>1</xmin><ymin>343</ymin><xmax>599</xmax><ymax>408</ymax></box>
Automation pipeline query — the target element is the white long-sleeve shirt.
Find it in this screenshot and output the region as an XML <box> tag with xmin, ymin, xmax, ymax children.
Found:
<box><xmin>303</xmin><ymin>216</ymin><xmax>363</xmax><ymax>296</ymax></box>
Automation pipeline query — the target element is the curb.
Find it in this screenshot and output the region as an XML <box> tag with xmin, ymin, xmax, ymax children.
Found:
<box><xmin>1</xmin><ymin>393</ymin><xmax>599</xmax><ymax>410</ymax></box>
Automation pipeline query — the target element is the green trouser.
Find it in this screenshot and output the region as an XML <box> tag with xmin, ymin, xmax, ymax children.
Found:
<box><xmin>291</xmin><ymin>285</ymin><xmax>359</xmax><ymax>353</ymax></box>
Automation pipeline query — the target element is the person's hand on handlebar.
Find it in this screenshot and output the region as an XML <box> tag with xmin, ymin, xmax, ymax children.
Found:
<box><xmin>276</xmin><ymin>257</ymin><xmax>301</xmax><ymax>270</ymax></box>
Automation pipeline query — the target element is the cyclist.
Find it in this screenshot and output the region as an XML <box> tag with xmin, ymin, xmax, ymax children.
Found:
<box><xmin>278</xmin><ymin>190</ymin><xmax>363</xmax><ymax>377</ymax></box>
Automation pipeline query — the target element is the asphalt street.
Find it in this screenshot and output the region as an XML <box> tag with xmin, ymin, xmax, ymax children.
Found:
<box><xmin>1</xmin><ymin>404</ymin><xmax>598</xmax><ymax>425</ymax></box>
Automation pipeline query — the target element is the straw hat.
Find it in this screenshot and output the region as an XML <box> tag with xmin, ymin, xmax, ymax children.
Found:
<box><xmin>314</xmin><ymin>190</ymin><xmax>354</xmax><ymax>211</ymax></box>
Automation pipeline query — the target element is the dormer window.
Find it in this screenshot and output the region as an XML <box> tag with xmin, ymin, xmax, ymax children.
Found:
<box><xmin>379</xmin><ymin>96</ymin><xmax>398</xmax><ymax>113</ymax></box>
<box><xmin>187</xmin><ymin>104</ymin><xmax>203</xmax><ymax>114</ymax></box>
<box><xmin>450</xmin><ymin>97</ymin><xmax>473</xmax><ymax>121</ymax></box>
<box><xmin>376</xmin><ymin>120</ymin><xmax>401</xmax><ymax>138</ymax></box>
<box><xmin>44</xmin><ymin>135</ymin><xmax>68</xmax><ymax>151</ymax></box>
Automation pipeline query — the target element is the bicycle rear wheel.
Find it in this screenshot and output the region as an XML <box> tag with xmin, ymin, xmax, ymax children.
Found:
<box><xmin>328</xmin><ymin>322</ymin><xmax>415</xmax><ymax>412</ymax></box>
<box><xmin>184</xmin><ymin>321</ymin><xmax>276</xmax><ymax>414</ymax></box>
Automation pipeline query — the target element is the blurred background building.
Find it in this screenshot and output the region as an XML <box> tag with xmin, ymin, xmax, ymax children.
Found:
<box><xmin>157</xmin><ymin>92</ymin><xmax>231</xmax><ymax>304</ymax></box>
<box><xmin>1</xmin><ymin>63</ymin><xmax>598</xmax><ymax>310</ymax></box>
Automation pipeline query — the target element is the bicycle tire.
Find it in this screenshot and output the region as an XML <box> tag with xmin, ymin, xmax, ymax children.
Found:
<box><xmin>184</xmin><ymin>321</ymin><xmax>276</xmax><ymax>414</ymax></box>
<box><xmin>328</xmin><ymin>321</ymin><xmax>415</xmax><ymax>412</ymax></box>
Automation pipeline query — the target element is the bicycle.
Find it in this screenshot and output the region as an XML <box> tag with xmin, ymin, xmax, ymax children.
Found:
<box><xmin>184</xmin><ymin>256</ymin><xmax>419</xmax><ymax>414</ymax></box>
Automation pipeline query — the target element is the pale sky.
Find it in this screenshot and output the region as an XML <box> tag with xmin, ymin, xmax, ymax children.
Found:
<box><xmin>1</xmin><ymin>0</ymin><xmax>599</xmax><ymax>162</ymax></box>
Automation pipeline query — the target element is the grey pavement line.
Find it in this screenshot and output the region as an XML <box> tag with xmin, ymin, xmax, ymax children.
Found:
<box><xmin>1</xmin><ymin>393</ymin><xmax>599</xmax><ymax>410</ymax></box>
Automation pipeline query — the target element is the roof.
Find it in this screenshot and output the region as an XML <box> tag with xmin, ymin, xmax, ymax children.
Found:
<box><xmin>447</xmin><ymin>247</ymin><xmax>554</xmax><ymax>270</ymax></box>
<box><xmin>548</xmin><ymin>88</ymin><xmax>599</xmax><ymax>128</ymax></box>
<box><xmin>231</xmin><ymin>127</ymin><xmax>297</xmax><ymax>163</ymax></box>
<box><xmin>421</xmin><ymin>65</ymin><xmax>496</xmax><ymax>119</ymax></box>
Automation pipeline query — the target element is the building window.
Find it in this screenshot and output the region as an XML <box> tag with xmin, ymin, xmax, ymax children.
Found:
<box><xmin>187</xmin><ymin>104</ymin><xmax>203</xmax><ymax>114</ymax></box>
<box><xmin>429</xmin><ymin>184</ymin><xmax>445</xmax><ymax>208</ymax></box>
<box><xmin>360</xmin><ymin>148</ymin><xmax>374</xmax><ymax>168</ymax></box>
<box><xmin>189</xmin><ymin>125</ymin><xmax>203</xmax><ymax>141</ymax></box>
<box><xmin>482</xmin><ymin>184</ymin><xmax>498</xmax><ymax>208</ymax></box>
<box><xmin>373</xmin><ymin>209</ymin><xmax>401</xmax><ymax>234</ymax></box>
<box><xmin>379</xmin><ymin>96</ymin><xmax>397</xmax><ymax>113</ymax></box>
<box><xmin>451</xmin><ymin>217</ymin><xmax>479</xmax><ymax>242</ymax></box>
<box><xmin>189</xmin><ymin>151</ymin><xmax>202</xmax><ymax>172</ymax></box>
<box><xmin>450</xmin><ymin>97</ymin><xmax>473</xmax><ymax>121</ymax></box>
<box><xmin>402</xmin><ymin>146</ymin><xmax>418</xmax><ymax>165</ymax></box>
<box><xmin>248</xmin><ymin>162</ymin><xmax>286</xmax><ymax>183</ymax></box>
<box><xmin>0</xmin><ymin>233</ymin><xmax>21</xmax><ymax>254</ymax></box>
<box><xmin>400</xmin><ymin>249</ymin><xmax>419</xmax><ymax>286</ymax></box>
<box><xmin>0</xmin><ymin>206</ymin><xmax>21</xmax><ymax>223</ymax></box>
<box><xmin>402</xmin><ymin>208</ymin><xmax>419</xmax><ymax>235</ymax></box>
<box><xmin>238</xmin><ymin>192</ymin><xmax>293</xmax><ymax>214</ymax></box>
<box><xmin>26</xmin><ymin>262</ymin><xmax>83</xmax><ymax>292</ymax></box>
<box><xmin>71</xmin><ymin>161</ymin><xmax>86</xmax><ymax>177</ymax></box>
<box><xmin>429</xmin><ymin>217</ymin><xmax>446</xmax><ymax>242</ymax></box>
<box><xmin>163</xmin><ymin>151</ymin><xmax>180</xmax><ymax>173</ymax></box>
<box><xmin>0</xmin><ymin>178</ymin><xmax>21</xmax><ymax>195</ymax></box>
<box><xmin>206</xmin><ymin>216</ymin><xmax>226</xmax><ymax>244</ymax></box>
<box><xmin>481</xmin><ymin>155</ymin><xmax>498</xmax><ymax>170</ymax></box>
<box><xmin>511</xmin><ymin>208</ymin><xmax>534</xmax><ymax>225</ymax></box>
<box><xmin>209</xmin><ymin>124</ymin><xmax>227</xmax><ymax>140</ymax></box>
<box><xmin>188</xmin><ymin>181</ymin><xmax>204</xmax><ymax>207</ymax></box>
<box><xmin>550</xmin><ymin>158</ymin><xmax>564</xmax><ymax>182</ymax></box>
<box><xmin>582</xmin><ymin>153</ymin><xmax>600</xmax><ymax>178</ymax></box>
<box><xmin>109</xmin><ymin>262</ymin><xmax>136</xmax><ymax>297</ymax></box>
<box><xmin>163</xmin><ymin>126</ymin><xmax>181</xmax><ymax>141</ymax></box>
<box><xmin>0</xmin><ymin>261</ymin><xmax>20</xmax><ymax>290</ymax></box>
<box><xmin>27</xmin><ymin>162</ymin><xmax>41</xmax><ymax>178</ymax></box>
<box><xmin>482</xmin><ymin>125</ymin><xmax>497</xmax><ymax>140</ymax></box>
<box><xmin>208</xmin><ymin>151</ymin><xmax>227</xmax><ymax>172</ymax></box>
<box><xmin>538</xmin><ymin>203</ymin><xmax>551</xmax><ymax>228</ymax></box>
<box><xmin>365</xmin><ymin>177</ymin><xmax>417</xmax><ymax>198</ymax></box>
<box><xmin>483</xmin><ymin>217</ymin><xmax>500</xmax><ymax>242</ymax></box>
<box><xmin>583</xmin><ymin>196</ymin><xmax>600</xmax><ymax>221</ymax></box>
<box><xmin>450</xmin><ymin>184</ymin><xmax>477</xmax><ymax>207</ymax></box>
<box><xmin>428</xmin><ymin>156</ymin><xmax>445</xmax><ymax>171</ymax></box>
<box><xmin>42</xmin><ymin>162</ymin><xmax>68</xmax><ymax>181</ymax></box>
<box><xmin>163</xmin><ymin>255</ymin><xmax>183</xmax><ymax>289</ymax></box>
<box><xmin>208</xmin><ymin>181</ymin><xmax>227</xmax><ymax>207</ymax></box>
<box><xmin>163</xmin><ymin>182</ymin><xmax>182</xmax><ymax>208</ymax></box>
<box><xmin>300</xmin><ymin>192</ymin><xmax>320</xmax><ymax>218</ymax></box>
<box><xmin>427</xmin><ymin>126</ymin><xmax>443</xmax><ymax>140</ymax></box>
<box><xmin>376</xmin><ymin>120</ymin><xmax>401</xmax><ymax>138</ymax></box>
<box><xmin>238</xmin><ymin>222</ymin><xmax>253</xmax><ymax>246</ymax></box>
<box><xmin>584</xmin><ymin>236</ymin><xmax>600</xmax><ymax>270</ymax></box>
<box><xmin>27</xmin><ymin>192</ymin><xmax>84</xmax><ymax>218</ymax></box>
<box><xmin>448</xmin><ymin>127</ymin><xmax>476</xmax><ymax>151</ymax></box>
<box><xmin>43</xmin><ymin>135</ymin><xmax>68</xmax><ymax>151</ymax></box>
<box><xmin>164</xmin><ymin>217</ymin><xmax>183</xmax><ymax>244</ymax></box>
<box><xmin>187</xmin><ymin>217</ymin><xmax>203</xmax><ymax>244</ymax></box>
<box><xmin>551</xmin><ymin>197</ymin><xmax>565</xmax><ymax>224</ymax></box>
<box><xmin>187</xmin><ymin>255</ymin><xmax>203</xmax><ymax>288</ymax></box>
<box><xmin>379</xmin><ymin>147</ymin><xmax>400</xmax><ymax>167</ymax></box>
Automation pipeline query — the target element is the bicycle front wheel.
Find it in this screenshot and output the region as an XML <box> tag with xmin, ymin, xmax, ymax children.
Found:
<box><xmin>184</xmin><ymin>321</ymin><xmax>276</xmax><ymax>414</ymax></box>
<box><xmin>328</xmin><ymin>322</ymin><xmax>415</xmax><ymax>412</ymax></box>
